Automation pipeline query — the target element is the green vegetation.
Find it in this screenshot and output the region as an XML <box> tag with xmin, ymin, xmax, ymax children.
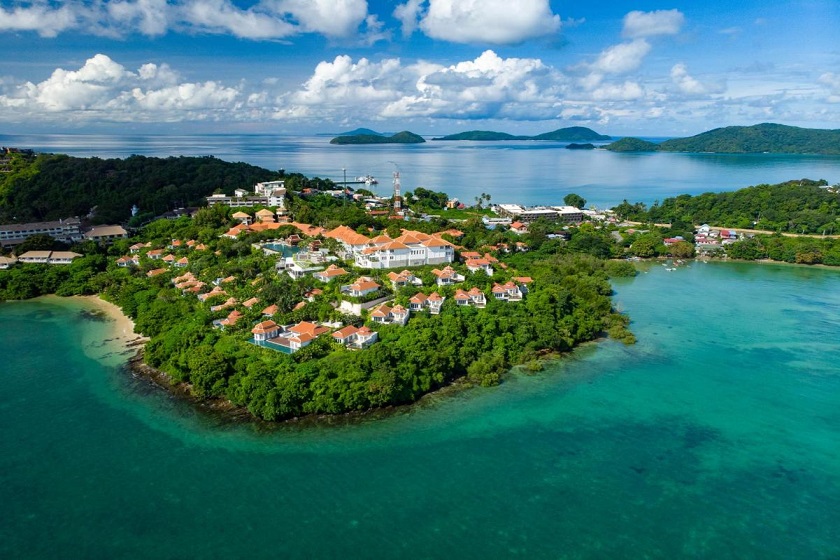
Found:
<box><xmin>604</xmin><ymin>137</ymin><xmax>660</xmax><ymax>152</ymax></box>
<box><xmin>657</xmin><ymin>123</ymin><xmax>840</xmax><ymax>154</ymax></box>
<box><xmin>613</xmin><ymin>179</ymin><xmax>840</xmax><ymax>234</ymax></box>
<box><xmin>724</xmin><ymin>235</ymin><xmax>840</xmax><ymax>265</ymax></box>
<box><xmin>530</xmin><ymin>127</ymin><xmax>611</xmax><ymax>142</ymax></box>
<box><xmin>330</xmin><ymin>131</ymin><xmax>426</xmax><ymax>145</ymax></box>
<box><xmin>606</xmin><ymin>124</ymin><xmax>840</xmax><ymax>155</ymax></box>
<box><xmin>564</xmin><ymin>193</ymin><xmax>586</xmax><ymax>209</ymax></box>
<box><xmin>334</xmin><ymin>128</ymin><xmax>384</xmax><ymax>137</ymax></box>
<box><xmin>432</xmin><ymin>130</ymin><xmax>521</xmax><ymax>141</ymax></box>
<box><xmin>432</xmin><ymin>127</ymin><xmax>610</xmax><ymax>142</ymax></box>
<box><xmin>0</xmin><ymin>154</ymin><xmax>639</xmax><ymax>422</ymax></box>
<box><xmin>565</xmin><ymin>143</ymin><xmax>596</xmax><ymax>150</ymax></box>
<box><xmin>0</xmin><ymin>153</ymin><xmax>278</xmax><ymax>224</ymax></box>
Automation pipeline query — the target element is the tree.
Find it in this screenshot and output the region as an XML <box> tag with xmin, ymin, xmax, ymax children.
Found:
<box><xmin>563</xmin><ymin>193</ymin><xmax>586</xmax><ymax>209</ymax></box>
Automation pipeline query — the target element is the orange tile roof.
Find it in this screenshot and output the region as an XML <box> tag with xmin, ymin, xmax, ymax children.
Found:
<box><xmin>252</xmin><ymin>320</ymin><xmax>278</xmax><ymax>334</ymax></box>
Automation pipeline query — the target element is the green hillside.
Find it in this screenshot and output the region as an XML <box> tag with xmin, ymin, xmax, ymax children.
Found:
<box><xmin>432</xmin><ymin>126</ymin><xmax>610</xmax><ymax>142</ymax></box>
<box><xmin>604</xmin><ymin>137</ymin><xmax>660</xmax><ymax>152</ymax></box>
<box><xmin>432</xmin><ymin>130</ymin><xmax>523</xmax><ymax>141</ymax></box>
<box><xmin>530</xmin><ymin>127</ymin><xmax>611</xmax><ymax>141</ymax></box>
<box><xmin>0</xmin><ymin>153</ymin><xmax>278</xmax><ymax>224</ymax></box>
<box><xmin>657</xmin><ymin>123</ymin><xmax>840</xmax><ymax>155</ymax></box>
<box><xmin>330</xmin><ymin>131</ymin><xmax>426</xmax><ymax>144</ymax></box>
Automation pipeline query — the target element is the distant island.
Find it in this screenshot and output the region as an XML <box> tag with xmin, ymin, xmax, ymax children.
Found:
<box><xmin>432</xmin><ymin>127</ymin><xmax>611</xmax><ymax>142</ymax></box>
<box><xmin>330</xmin><ymin>131</ymin><xmax>426</xmax><ymax>145</ymax></box>
<box><xmin>605</xmin><ymin>123</ymin><xmax>840</xmax><ymax>155</ymax></box>
<box><xmin>565</xmin><ymin>143</ymin><xmax>596</xmax><ymax>150</ymax></box>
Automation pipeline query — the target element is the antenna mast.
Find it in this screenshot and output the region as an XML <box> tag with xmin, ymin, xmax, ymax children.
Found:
<box><xmin>392</xmin><ymin>171</ymin><xmax>402</xmax><ymax>215</ymax></box>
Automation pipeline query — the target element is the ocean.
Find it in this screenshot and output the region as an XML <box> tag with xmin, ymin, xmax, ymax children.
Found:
<box><xmin>2</xmin><ymin>133</ymin><xmax>840</xmax><ymax>209</ymax></box>
<box><xmin>2</xmin><ymin>262</ymin><xmax>839</xmax><ymax>559</ymax></box>
<box><xmin>2</xmin><ymin>134</ymin><xmax>840</xmax><ymax>558</ymax></box>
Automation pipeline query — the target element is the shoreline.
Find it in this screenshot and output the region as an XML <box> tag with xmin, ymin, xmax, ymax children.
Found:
<box><xmin>28</xmin><ymin>293</ymin><xmax>607</xmax><ymax>428</ymax></box>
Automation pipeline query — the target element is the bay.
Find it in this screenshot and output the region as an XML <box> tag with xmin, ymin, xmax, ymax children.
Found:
<box><xmin>2</xmin><ymin>262</ymin><xmax>839</xmax><ymax>559</ymax></box>
<box><xmin>2</xmin><ymin>133</ymin><xmax>840</xmax><ymax>208</ymax></box>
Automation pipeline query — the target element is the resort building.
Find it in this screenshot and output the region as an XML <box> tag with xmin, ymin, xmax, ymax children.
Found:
<box><xmin>16</xmin><ymin>250</ymin><xmax>82</xmax><ymax>264</ymax></box>
<box><xmin>255</xmin><ymin>321</ymin><xmax>330</xmax><ymax>353</ymax></box>
<box><xmin>370</xmin><ymin>303</ymin><xmax>410</xmax><ymax>325</ymax></box>
<box><xmin>331</xmin><ymin>325</ymin><xmax>378</xmax><ymax>349</ymax></box>
<box><xmin>84</xmin><ymin>225</ymin><xmax>128</xmax><ymax>243</ymax></box>
<box><xmin>0</xmin><ymin>217</ymin><xmax>83</xmax><ymax>247</ymax></box>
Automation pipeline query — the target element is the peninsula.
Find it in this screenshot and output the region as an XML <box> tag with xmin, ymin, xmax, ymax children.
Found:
<box><xmin>0</xmin><ymin>151</ymin><xmax>633</xmax><ymax>422</ymax></box>
<box><xmin>605</xmin><ymin>123</ymin><xmax>840</xmax><ymax>155</ymax></box>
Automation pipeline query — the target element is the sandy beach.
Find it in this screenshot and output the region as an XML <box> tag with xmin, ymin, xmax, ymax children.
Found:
<box><xmin>72</xmin><ymin>294</ymin><xmax>146</xmax><ymax>347</ymax></box>
<box><xmin>34</xmin><ymin>295</ymin><xmax>148</xmax><ymax>367</ymax></box>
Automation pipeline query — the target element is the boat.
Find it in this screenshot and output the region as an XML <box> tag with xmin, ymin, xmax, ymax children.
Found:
<box><xmin>356</xmin><ymin>175</ymin><xmax>378</xmax><ymax>185</ymax></box>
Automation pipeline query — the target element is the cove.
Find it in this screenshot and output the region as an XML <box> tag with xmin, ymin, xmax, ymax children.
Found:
<box><xmin>1</xmin><ymin>261</ymin><xmax>839</xmax><ymax>559</ymax></box>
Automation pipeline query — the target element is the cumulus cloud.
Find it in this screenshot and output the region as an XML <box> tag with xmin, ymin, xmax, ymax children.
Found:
<box><xmin>0</xmin><ymin>2</ymin><xmax>79</xmax><ymax>37</ymax></box>
<box><xmin>622</xmin><ymin>9</ymin><xmax>684</xmax><ymax>39</ymax></box>
<box><xmin>592</xmin><ymin>39</ymin><xmax>651</xmax><ymax>74</ymax></box>
<box><xmin>0</xmin><ymin>53</ymin><xmax>241</xmax><ymax>123</ymax></box>
<box><xmin>395</xmin><ymin>0</ymin><xmax>561</xmax><ymax>44</ymax></box>
<box><xmin>0</xmin><ymin>0</ymin><xmax>373</xmax><ymax>40</ymax></box>
<box><xmin>671</xmin><ymin>63</ymin><xmax>703</xmax><ymax>95</ymax></box>
<box><xmin>285</xmin><ymin>50</ymin><xmax>567</xmax><ymax>121</ymax></box>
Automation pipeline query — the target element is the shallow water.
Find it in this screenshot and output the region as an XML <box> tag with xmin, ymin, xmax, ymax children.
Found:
<box><xmin>2</xmin><ymin>262</ymin><xmax>839</xmax><ymax>558</ymax></box>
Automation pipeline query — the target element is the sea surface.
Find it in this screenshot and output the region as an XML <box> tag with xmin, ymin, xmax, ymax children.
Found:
<box><xmin>3</xmin><ymin>133</ymin><xmax>840</xmax><ymax>209</ymax></box>
<box><xmin>2</xmin><ymin>262</ymin><xmax>839</xmax><ymax>559</ymax></box>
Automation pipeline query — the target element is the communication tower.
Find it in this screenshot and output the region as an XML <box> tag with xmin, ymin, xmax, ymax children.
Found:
<box><xmin>392</xmin><ymin>171</ymin><xmax>402</xmax><ymax>215</ymax></box>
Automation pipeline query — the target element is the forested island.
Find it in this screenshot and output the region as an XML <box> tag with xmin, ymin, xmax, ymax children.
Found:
<box><xmin>329</xmin><ymin>131</ymin><xmax>426</xmax><ymax>145</ymax></box>
<box><xmin>0</xmin><ymin>151</ymin><xmax>634</xmax><ymax>422</ymax></box>
<box><xmin>432</xmin><ymin>127</ymin><xmax>611</xmax><ymax>142</ymax></box>
<box><xmin>605</xmin><ymin>123</ymin><xmax>840</xmax><ymax>155</ymax></box>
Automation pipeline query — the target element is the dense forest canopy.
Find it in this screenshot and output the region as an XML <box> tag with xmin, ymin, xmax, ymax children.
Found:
<box><xmin>605</xmin><ymin>123</ymin><xmax>840</xmax><ymax>155</ymax></box>
<box><xmin>612</xmin><ymin>179</ymin><xmax>840</xmax><ymax>234</ymax></box>
<box><xmin>329</xmin><ymin>131</ymin><xmax>426</xmax><ymax>144</ymax></box>
<box><xmin>432</xmin><ymin>127</ymin><xmax>610</xmax><ymax>142</ymax></box>
<box><xmin>0</xmin><ymin>152</ymin><xmax>278</xmax><ymax>224</ymax></box>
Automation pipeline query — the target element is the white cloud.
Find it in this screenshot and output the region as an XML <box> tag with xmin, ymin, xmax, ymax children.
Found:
<box><xmin>0</xmin><ymin>0</ymin><xmax>372</xmax><ymax>40</ymax></box>
<box><xmin>107</xmin><ymin>0</ymin><xmax>169</xmax><ymax>36</ymax></box>
<box><xmin>393</xmin><ymin>0</ymin><xmax>422</xmax><ymax>37</ymax></box>
<box><xmin>671</xmin><ymin>63</ymin><xmax>706</xmax><ymax>95</ymax></box>
<box><xmin>263</xmin><ymin>0</ymin><xmax>369</xmax><ymax>38</ymax></box>
<box><xmin>591</xmin><ymin>81</ymin><xmax>645</xmax><ymax>101</ymax></box>
<box><xmin>0</xmin><ymin>2</ymin><xmax>78</xmax><ymax>38</ymax></box>
<box><xmin>622</xmin><ymin>9</ymin><xmax>684</xmax><ymax>39</ymax></box>
<box><xmin>286</xmin><ymin>50</ymin><xmax>566</xmax><ymax>121</ymax></box>
<box><xmin>398</xmin><ymin>0</ymin><xmax>560</xmax><ymax>44</ymax></box>
<box><xmin>819</xmin><ymin>72</ymin><xmax>840</xmax><ymax>103</ymax></box>
<box><xmin>0</xmin><ymin>53</ymin><xmax>242</xmax><ymax>123</ymax></box>
<box><xmin>592</xmin><ymin>39</ymin><xmax>651</xmax><ymax>74</ymax></box>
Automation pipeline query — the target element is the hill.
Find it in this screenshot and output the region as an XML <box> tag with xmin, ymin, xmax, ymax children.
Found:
<box><xmin>431</xmin><ymin>130</ymin><xmax>523</xmax><ymax>141</ymax></box>
<box><xmin>432</xmin><ymin>127</ymin><xmax>610</xmax><ymax>142</ymax></box>
<box><xmin>604</xmin><ymin>137</ymin><xmax>660</xmax><ymax>152</ymax></box>
<box><xmin>565</xmin><ymin>143</ymin><xmax>596</xmax><ymax>150</ymax></box>
<box><xmin>530</xmin><ymin>127</ymin><xmax>611</xmax><ymax>141</ymax></box>
<box><xmin>335</xmin><ymin>128</ymin><xmax>385</xmax><ymax>137</ymax></box>
<box><xmin>0</xmin><ymin>153</ymin><xmax>277</xmax><ymax>225</ymax></box>
<box><xmin>613</xmin><ymin>178</ymin><xmax>838</xmax><ymax>234</ymax></box>
<box><xmin>657</xmin><ymin>123</ymin><xmax>840</xmax><ymax>155</ymax></box>
<box><xmin>330</xmin><ymin>131</ymin><xmax>426</xmax><ymax>145</ymax></box>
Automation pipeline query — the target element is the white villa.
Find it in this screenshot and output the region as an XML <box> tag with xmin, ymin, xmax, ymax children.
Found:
<box><xmin>324</xmin><ymin>225</ymin><xmax>455</xmax><ymax>269</ymax></box>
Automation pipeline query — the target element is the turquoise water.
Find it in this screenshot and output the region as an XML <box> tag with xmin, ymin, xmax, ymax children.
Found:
<box><xmin>2</xmin><ymin>262</ymin><xmax>840</xmax><ymax>558</ymax></box>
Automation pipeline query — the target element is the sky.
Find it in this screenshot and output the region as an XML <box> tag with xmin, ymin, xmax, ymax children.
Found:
<box><xmin>0</xmin><ymin>0</ymin><xmax>838</xmax><ymax>136</ymax></box>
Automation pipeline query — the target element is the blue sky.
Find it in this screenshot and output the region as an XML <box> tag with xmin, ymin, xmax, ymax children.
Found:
<box><xmin>0</xmin><ymin>0</ymin><xmax>838</xmax><ymax>136</ymax></box>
